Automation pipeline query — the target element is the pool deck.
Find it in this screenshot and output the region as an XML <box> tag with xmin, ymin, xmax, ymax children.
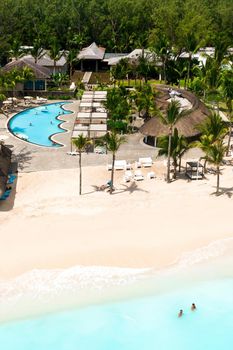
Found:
<box><xmin>0</xmin><ymin>100</ymin><xmax>202</xmax><ymax>173</ymax></box>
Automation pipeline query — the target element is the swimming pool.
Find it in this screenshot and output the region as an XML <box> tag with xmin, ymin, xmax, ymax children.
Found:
<box><xmin>8</xmin><ymin>102</ymin><xmax>72</xmax><ymax>147</ymax></box>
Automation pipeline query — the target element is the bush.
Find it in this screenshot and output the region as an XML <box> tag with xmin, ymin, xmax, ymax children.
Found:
<box><xmin>47</xmin><ymin>95</ymin><xmax>72</xmax><ymax>100</ymax></box>
<box><xmin>0</xmin><ymin>93</ymin><xmax>6</xmax><ymax>101</ymax></box>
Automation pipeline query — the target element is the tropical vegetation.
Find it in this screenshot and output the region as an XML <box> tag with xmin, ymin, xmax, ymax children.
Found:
<box><xmin>72</xmin><ymin>134</ymin><xmax>92</xmax><ymax>195</ymax></box>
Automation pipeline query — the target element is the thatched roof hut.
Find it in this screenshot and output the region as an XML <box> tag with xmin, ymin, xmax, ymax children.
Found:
<box><xmin>140</xmin><ymin>85</ymin><xmax>210</xmax><ymax>138</ymax></box>
<box><xmin>0</xmin><ymin>144</ymin><xmax>12</xmax><ymax>197</ymax></box>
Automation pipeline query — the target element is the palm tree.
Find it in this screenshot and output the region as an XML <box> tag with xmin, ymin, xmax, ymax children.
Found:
<box><xmin>133</xmin><ymin>84</ymin><xmax>156</xmax><ymax>119</ymax></box>
<box><xmin>192</xmin><ymin>112</ymin><xmax>227</xmax><ymax>172</ymax></box>
<box><xmin>183</xmin><ymin>32</ymin><xmax>200</xmax><ymax>88</ymax></box>
<box><xmin>8</xmin><ymin>39</ymin><xmax>23</xmax><ymax>61</ymax></box>
<box><xmin>159</xmin><ymin>100</ymin><xmax>187</xmax><ymax>182</ymax></box>
<box><xmin>220</xmin><ymin>70</ymin><xmax>233</xmax><ymax>154</ymax></box>
<box><xmin>151</xmin><ymin>34</ymin><xmax>170</xmax><ymax>83</ymax></box>
<box><xmin>72</xmin><ymin>134</ymin><xmax>91</xmax><ymax>195</ymax></box>
<box><xmin>97</xmin><ymin>132</ymin><xmax>126</xmax><ymax>194</ymax></box>
<box><xmin>206</xmin><ymin>141</ymin><xmax>227</xmax><ymax>195</ymax></box>
<box><xmin>196</xmin><ymin>112</ymin><xmax>228</xmax><ymax>142</ymax></box>
<box><xmin>48</xmin><ymin>39</ymin><xmax>63</xmax><ymax>75</ymax></box>
<box><xmin>104</xmin><ymin>87</ymin><xmax>131</xmax><ymax>133</ymax></box>
<box><xmin>30</xmin><ymin>39</ymin><xmax>44</xmax><ymax>64</ymax></box>
<box><xmin>66</xmin><ymin>49</ymin><xmax>78</xmax><ymax>81</ymax></box>
<box><xmin>157</xmin><ymin>128</ymin><xmax>188</xmax><ymax>179</ymax></box>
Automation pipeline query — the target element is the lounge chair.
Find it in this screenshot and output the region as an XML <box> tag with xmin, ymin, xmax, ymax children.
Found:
<box><xmin>0</xmin><ymin>189</ymin><xmax>11</xmax><ymax>200</ymax></box>
<box><xmin>139</xmin><ymin>157</ymin><xmax>153</xmax><ymax>167</ymax></box>
<box><xmin>134</xmin><ymin>170</ymin><xmax>144</xmax><ymax>181</ymax></box>
<box><xmin>67</xmin><ymin>151</ymin><xmax>78</xmax><ymax>156</ymax></box>
<box><xmin>107</xmin><ymin>160</ymin><xmax>127</xmax><ymax>171</ymax></box>
<box><xmin>135</xmin><ymin>161</ymin><xmax>142</xmax><ymax>168</ymax></box>
<box><xmin>147</xmin><ymin>171</ymin><xmax>156</xmax><ymax>179</ymax></box>
<box><xmin>124</xmin><ymin>170</ymin><xmax>133</xmax><ymax>182</ymax></box>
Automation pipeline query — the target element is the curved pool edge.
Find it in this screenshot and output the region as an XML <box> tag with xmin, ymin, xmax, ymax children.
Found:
<box><xmin>7</xmin><ymin>101</ymin><xmax>75</xmax><ymax>149</ymax></box>
<box><xmin>49</xmin><ymin>103</ymin><xmax>75</xmax><ymax>147</ymax></box>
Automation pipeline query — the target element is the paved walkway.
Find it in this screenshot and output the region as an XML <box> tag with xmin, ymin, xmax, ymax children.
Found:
<box><xmin>0</xmin><ymin>100</ymin><xmax>162</xmax><ymax>173</ymax></box>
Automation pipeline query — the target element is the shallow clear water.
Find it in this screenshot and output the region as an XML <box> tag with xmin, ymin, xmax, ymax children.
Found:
<box><xmin>0</xmin><ymin>277</ymin><xmax>232</xmax><ymax>350</ymax></box>
<box><xmin>8</xmin><ymin>102</ymin><xmax>72</xmax><ymax>147</ymax></box>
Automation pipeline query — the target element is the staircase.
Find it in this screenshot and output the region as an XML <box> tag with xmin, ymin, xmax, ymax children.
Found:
<box><xmin>82</xmin><ymin>71</ymin><xmax>92</xmax><ymax>84</ymax></box>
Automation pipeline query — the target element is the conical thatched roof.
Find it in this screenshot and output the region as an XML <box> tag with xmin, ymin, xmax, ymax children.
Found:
<box><xmin>140</xmin><ymin>85</ymin><xmax>210</xmax><ymax>138</ymax></box>
<box><xmin>3</xmin><ymin>58</ymin><xmax>51</xmax><ymax>79</ymax></box>
<box><xmin>0</xmin><ymin>144</ymin><xmax>12</xmax><ymax>197</ymax></box>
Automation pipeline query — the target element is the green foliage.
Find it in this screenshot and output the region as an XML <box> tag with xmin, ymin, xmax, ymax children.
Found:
<box><xmin>0</xmin><ymin>93</ymin><xmax>6</xmax><ymax>101</ymax></box>
<box><xmin>132</xmin><ymin>83</ymin><xmax>157</xmax><ymax>119</ymax></box>
<box><xmin>51</xmin><ymin>73</ymin><xmax>69</xmax><ymax>89</ymax></box>
<box><xmin>96</xmin><ymin>131</ymin><xmax>126</xmax><ymax>193</ymax></box>
<box><xmin>47</xmin><ymin>95</ymin><xmax>72</xmax><ymax>100</ymax></box>
<box><xmin>196</xmin><ymin>112</ymin><xmax>228</xmax><ymax>141</ymax></box>
<box><xmin>104</xmin><ymin>86</ymin><xmax>131</xmax><ymax>133</ymax></box>
<box><xmin>0</xmin><ymin>0</ymin><xmax>232</xmax><ymax>67</ymax></box>
<box><xmin>157</xmin><ymin>128</ymin><xmax>189</xmax><ymax>178</ymax></box>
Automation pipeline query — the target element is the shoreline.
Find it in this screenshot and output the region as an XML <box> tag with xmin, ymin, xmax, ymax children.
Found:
<box><xmin>0</xmin><ymin>237</ymin><xmax>233</xmax><ymax>324</ymax></box>
<box><xmin>1</xmin><ymin>165</ymin><xmax>233</xmax><ymax>322</ymax></box>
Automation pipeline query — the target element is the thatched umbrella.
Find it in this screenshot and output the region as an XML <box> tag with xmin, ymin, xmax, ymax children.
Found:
<box><xmin>140</xmin><ymin>86</ymin><xmax>210</xmax><ymax>138</ymax></box>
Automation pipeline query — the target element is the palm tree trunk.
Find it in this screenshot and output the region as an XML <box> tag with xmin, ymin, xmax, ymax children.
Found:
<box><xmin>204</xmin><ymin>158</ymin><xmax>208</xmax><ymax>173</ymax></box>
<box><xmin>79</xmin><ymin>152</ymin><xmax>82</xmax><ymax>195</ymax></box>
<box><xmin>216</xmin><ymin>165</ymin><xmax>220</xmax><ymax>194</ymax></box>
<box><xmin>53</xmin><ymin>60</ymin><xmax>56</xmax><ymax>75</ymax></box>
<box><xmin>187</xmin><ymin>54</ymin><xmax>191</xmax><ymax>88</ymax></box>
<box><xmin>110</xmin><ymin>153</ymin><xmax>115</xmax><ymax>194</ymax></box>
<box><xmin>173</xmin><ymin>159</ymin><xmax>177</xmax><ymax>179</ymax></box>
<box><xmin>178</xmin><ymin>156</ymin><xmax>182</xmax><ymax>172</ymax></box>
<box><xmin>163</xmin><ymin>58</ymin><xmax>166</xmax><ymax>83</ymax></box>
<box><xmin>227</xmin><ymin>123</ymin><xmax>232</xmax><ymax>155</ymax></box>
<box><xmin>69</xmin><ymin>63</ymin><xmax>73</xmax><ymax>81</ymax></box>
<box><xmin>167</xmin><ymin>127</ymin><xmax>172</xmax><ymax>183</ymax></box>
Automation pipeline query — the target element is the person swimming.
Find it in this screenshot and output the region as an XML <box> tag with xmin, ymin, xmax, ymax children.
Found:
<box><xmin>29</xmin><ymin>122</ymin><xmax>32</xmax><ymax>126</ymax></box>
<box><xmin>191</xmin><ymin>303</ymin><xmax>196</xmax><ymax>311</ymax></box>
<box><xmin>50</xmin><ymin>121</ymin><xmax>53</xmax><ymax>124</ymax></box>
<box><xmin>178</xmin><ymin>309</ymin><xmax>183</xmax><ymax>318</ymax></box>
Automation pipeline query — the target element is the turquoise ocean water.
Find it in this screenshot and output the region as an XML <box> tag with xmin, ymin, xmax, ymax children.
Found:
<box><xmin>8</xmin><ymin>102</ymin><xmax>72</xmax><ymax>147</ymax></box>
<box><xmin>0</xmin><ymin>276</ymin><xmax>232</xmax><ymax>349</ymax></box>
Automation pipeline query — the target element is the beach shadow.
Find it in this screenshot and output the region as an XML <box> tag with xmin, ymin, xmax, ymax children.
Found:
<box><xmin>112</xmin><ymin>181</ymin><xmax>149</xmax><ymax>195</ymax></box>
<box><xmin>211</xmin><ymin>186</ymin><xmax>233</xmax><ymax>198</ymax></box>
<box><xmin>13</xmin><ymin>147</ymin><xmax>32</xmax><ymax>171</ymax></box>
<box><xmin>82</xmin><ymin>187</ymin><xmax>100</xmax><ymax>195</ymax></box>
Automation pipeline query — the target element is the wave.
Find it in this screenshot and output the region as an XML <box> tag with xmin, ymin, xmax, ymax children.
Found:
<box><xmin>0</xmin><ymin>266</ymin><xmax>152</xmax><ymax>302</ymax></box>
<box><xmin>176</xmin><ymin>237</ymin><xmax>233</xmax><ymax>268</ymax></box>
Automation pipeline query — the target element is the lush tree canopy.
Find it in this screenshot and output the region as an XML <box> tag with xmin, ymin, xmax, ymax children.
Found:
<box><xmin>0</xmin><ymin>0</ymin><xmax>232</xmax><ymax>65</ymax></box>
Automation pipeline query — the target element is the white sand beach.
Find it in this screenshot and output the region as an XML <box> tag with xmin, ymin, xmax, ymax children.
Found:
<box><xmin>1</xmin><ymin>162</ymin><xmax>233</xmax><ymax>278</ymax></box>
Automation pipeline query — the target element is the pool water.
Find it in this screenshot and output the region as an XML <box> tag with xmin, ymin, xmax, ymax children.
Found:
<box><xmin>0</xmin><ymin>277</ymin><xmax>232</xmax><ymax>350</ymax></box>
<box><xmin>8</xmin><ymin>102</ymin><xmax>72</xmax><ymax>147</ymax></box>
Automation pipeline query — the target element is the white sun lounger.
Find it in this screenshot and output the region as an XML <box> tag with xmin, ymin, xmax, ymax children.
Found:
<box><xmin>134</xmin><ymin>170</ymin><xmax>144</xmax><ymax>181</ymax></box>
<box><xmin>139</xmin><ymin>157</ymin><xmax>153</xmax><ymax>167</ymax></box>
<box><xmin>124</xmin><ymin>170</ymin><xmax>133</xmax><ymax>182</ymax></box>
<box><xmin>67</xmin><ymin>151</ymin><xmax>78</xmax><ymax>156</ymax></box>
<box><xmin>147</xmin><ymin>171</ymin><xmax>156</xmax><ymax>179</ymax></box>
<box><xmin>107</xmin><ymin>160</ymin><xmax>127</xmax><ymax>171</ymax></box>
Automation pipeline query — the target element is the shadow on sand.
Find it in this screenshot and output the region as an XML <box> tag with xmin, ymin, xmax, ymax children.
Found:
<box><xmin>211</xmin><ymin>186</ymin><xmax>233</xmax><ymax>198</ymax></box>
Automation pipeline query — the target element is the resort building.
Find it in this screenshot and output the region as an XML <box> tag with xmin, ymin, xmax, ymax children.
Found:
<box><xmin>3</xmin><ymin>58</ymin><xmax>51</xmax><ymax>92</ymax></box>
<box><xmin>77</xmin><ymin>42</ymin><xmax>107</xmax><ymax>72</ymax></box>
